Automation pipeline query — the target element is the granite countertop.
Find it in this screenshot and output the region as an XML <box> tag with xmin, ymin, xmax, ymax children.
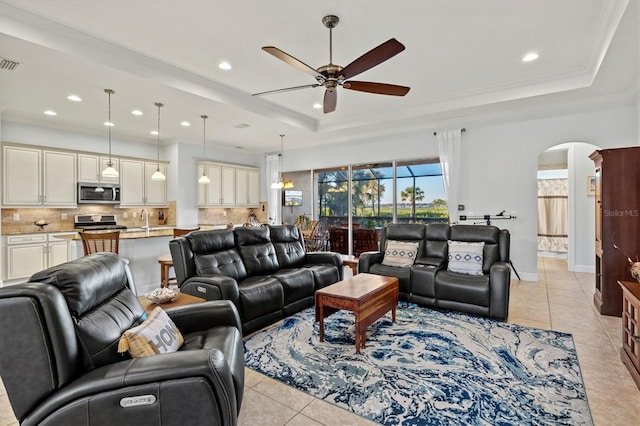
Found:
<box><xmin>51</xmin><ymin>228</ymin><xmax>176</xmax><ymax>240</ymax></box>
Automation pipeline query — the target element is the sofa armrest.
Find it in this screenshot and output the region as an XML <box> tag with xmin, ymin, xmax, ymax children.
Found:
<box><xmin>166</xmin><ymin>300</ymin><xmax>242</xmax><ymax>333</ymax></box>
<box><xmin>25</xmin><ymin>349</ymin><xmax>238</xmax><ymax>426</ymax></box>
<box><xmin>180</xmin><ymin>275</ymin><xmax>240</xmax><ymax>304</ymax></box>
<box><xmin>358</xmin><ymin>252</ymin><xmax>384</xmax><ymax>273</ymax></box>
<box><xmin>489</xmin><ymin>261</ymin><xmax>511</xmax><ymax>320</ymax></box>
<box><xmin>305</xmin><ymin>251</ymin><xmax>342</xmax><ymax>268</ymax></box>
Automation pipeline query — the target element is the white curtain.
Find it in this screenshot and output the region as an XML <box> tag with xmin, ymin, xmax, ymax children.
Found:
<box><xmin>265</xmin><ymin>154</ymin><xmax>281</xmax><ymax>225</ymax></box>
<box><xmin>437</xmin><ymin>129</ymin><xmax>462</xmax><ymax>223</ymax></box>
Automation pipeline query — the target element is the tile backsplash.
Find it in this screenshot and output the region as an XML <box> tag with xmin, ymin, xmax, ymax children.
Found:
<box><xmin>1</xmin><ymin>201</ymin><xmax>176</xmax><ymax>234</ymax></box>
<box><xmin>1</xmin><ymin>200</ymin><xmax>271</xmax><ymax>235</ymax></box>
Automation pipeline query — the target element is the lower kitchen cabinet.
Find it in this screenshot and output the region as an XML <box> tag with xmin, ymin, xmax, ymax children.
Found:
<box><xmin>2</xmin><ymin>232</ymin><xmax>76</xmax><ymax>283</ymax></box>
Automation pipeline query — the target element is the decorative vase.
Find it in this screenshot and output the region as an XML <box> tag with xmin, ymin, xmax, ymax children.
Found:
<box><xmin>630</xmin><ymin>262</ymin><xmax>640</xmax><ymax>282</ymax></box>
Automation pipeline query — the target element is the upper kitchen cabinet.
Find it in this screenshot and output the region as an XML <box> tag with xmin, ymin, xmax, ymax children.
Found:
<box><xmin>197</xmin><ymin>162</ymin><xmax>242</xmax><ymax>207</ymax></box>
<box><xmin>119</xmin><ymin>159</ymin><xmax>168</xmax><ymax>206</ymax></box>
<box><xmin>3</xmin><ymin>145</ymin><xmax>76</xmax><ymax>207</ymax></box>
<box><xmin>77</xmin><ymin>154</ymin><xmax>119</xmax><ymax>184</ymax></box>
<box><xmin>235</xmin><ymin>167</ymin><xmax>260</xmax><ymax>207</ymax></box>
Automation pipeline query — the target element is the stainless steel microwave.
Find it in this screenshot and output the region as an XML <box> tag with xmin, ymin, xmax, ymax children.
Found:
<box><xmin>77</xmin><ymin>183</ymin><xmax>121</xmax><ymax>204</ymax></box>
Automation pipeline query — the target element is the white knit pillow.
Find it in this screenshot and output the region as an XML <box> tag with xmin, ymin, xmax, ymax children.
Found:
<box><xmin>447</xmin><ymin>241</ymin><xmax>485</xmax><ymax>275</ymax></box>
<box><xmin>382</xmin><ymin>240</ymin><xmax>419</xmax><ymax>267</ymax></box>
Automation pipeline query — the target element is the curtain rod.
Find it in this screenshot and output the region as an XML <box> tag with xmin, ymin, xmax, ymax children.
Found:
<box><xmin>433</xmin><ymin>128</ymin><xmax>466</xmax><ymax>136</ymax></box>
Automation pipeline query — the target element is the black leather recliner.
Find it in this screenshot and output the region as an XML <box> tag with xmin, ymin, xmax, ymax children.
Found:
<box><xmin>0</xmin><ymin>253</ymin><xmax>244</xmax><ymax>426</ymax></box>
<box><xmin>170</xmin><ymin>225</ymin><xmax>343</xmax><ymax>335</ymax></box>
<box><xmin>359</xmin><ymin>223</ymin><xmax>511</xmax><ymax>320</ymax></box>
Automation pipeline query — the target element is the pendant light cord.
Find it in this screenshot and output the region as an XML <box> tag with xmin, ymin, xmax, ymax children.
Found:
<box><xmin>104</xmin><ymin>89</ymin><xmax>115</xmax><ymax>165</ymax></box>
<box><xmin>155</xmin><ymin>102</ymin><xmax>163</xmax><ymax>169</ymax></box>
<box><xmin>201</xmin><ymin>115</ymin><xmax>208</xmax><ymax>157</ymax></box>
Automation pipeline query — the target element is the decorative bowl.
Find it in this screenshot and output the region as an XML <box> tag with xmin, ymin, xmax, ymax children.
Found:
<box><xmin>145</xmin><ymin>288</ymin><xmax>177</xmax><ymax>304</ymax></box>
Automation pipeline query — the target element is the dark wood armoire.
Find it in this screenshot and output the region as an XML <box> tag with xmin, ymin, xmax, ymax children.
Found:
<box><xmin>590</xmin><ymin>147</ymin><xmax>640</xmax><ymax>316</ymax></box>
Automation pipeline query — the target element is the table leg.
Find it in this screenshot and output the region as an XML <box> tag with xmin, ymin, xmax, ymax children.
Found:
<box><xmin>319</xmin><ymin>302</ymin><xmax>325</xmax><ymax>343</ymax></box>
<box><xmin>392</xmin><ymin>306</ymin><xmax>396</xmax><ymax>323</ymax></box>
<box><xmin>355</xmin><ymin>313</ymin><xmax>361</xmax><ymax>354</ymax></box>
<box><xmin>361</xmin><ymin>329</ymin><xmax>366</xmax><ymax>349</ymax></box>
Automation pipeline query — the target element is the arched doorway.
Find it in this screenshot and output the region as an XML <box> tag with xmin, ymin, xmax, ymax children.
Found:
<box><xmin>537</xmin><ymin>142</ymin><xmax>599</xmax><ymax>273</ymax></box>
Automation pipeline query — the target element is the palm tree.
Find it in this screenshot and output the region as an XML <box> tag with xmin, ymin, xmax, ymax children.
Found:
<box><xmin>401</xmin><ymin>186</ymin><xmax>425</xmax><ymax>218</ymax></box>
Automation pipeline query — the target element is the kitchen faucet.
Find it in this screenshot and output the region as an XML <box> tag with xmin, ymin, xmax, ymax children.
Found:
<box><xmin>140</xmin><ymin>209</ymin><xmax>149</xmax><ymax>236</ymax></box>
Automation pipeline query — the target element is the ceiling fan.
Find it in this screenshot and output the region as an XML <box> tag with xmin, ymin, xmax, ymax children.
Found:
<box><xmin>253</xmin><ymin>15</ymin><xmax>410</xmax><ymax>113</ymax></box>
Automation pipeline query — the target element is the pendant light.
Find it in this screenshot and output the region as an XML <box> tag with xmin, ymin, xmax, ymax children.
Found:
<box><xmin>101</xmin><ymin>89</ymin><xmax>119</xmax><ymax>178</ymax></box>
<box><xmin>271</xmin><ymin>134</ymin><xmax>285</xmax><ymax>189</ymax></box>
<box><xmin>151</xmin><ymin>102</ymin><xmax>166</xmax><ymax>181</ymax></box>
<box><xmin>281</xmin><ymin>134</ymin><xmax>294</xmax><ymax>189</ymax></box>
<box><xmin>198</xmin><ymin>114</ymin><xmax>210</xmax><ymax>184</ymax></box>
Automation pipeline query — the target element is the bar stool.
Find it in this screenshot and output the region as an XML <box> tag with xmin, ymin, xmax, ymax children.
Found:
<box><xmin>158</xmin><ymin>227</ymin><xmax>200</xmax><ymax>287</ymax></box>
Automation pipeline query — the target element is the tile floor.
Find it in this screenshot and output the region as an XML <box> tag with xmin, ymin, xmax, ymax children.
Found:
<box><xmin>1</xmin><ymin>257</ymin><xmax>639</xmax><ymax>425</ymax></box>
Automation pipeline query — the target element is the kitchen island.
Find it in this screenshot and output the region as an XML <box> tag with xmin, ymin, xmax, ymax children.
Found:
<box><xmin>62</xmin><ymin>228</ymin><xmax>177</xmax><ymax>294</ymax></box>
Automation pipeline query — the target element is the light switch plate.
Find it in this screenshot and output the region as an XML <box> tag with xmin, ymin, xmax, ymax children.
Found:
<box><xmin>12</xmin><ymin>213</ymin><xmax>19</xmax><ymax>221</ymax></box>
<box><xmin>61</xmin><ymin>213</ymin><xmax>68</xmax><ymax>220</ymax></box>
<box><xmin>123</xmin><ymin>212</ymin><xmax>128</xmax><ymax>219</ymax></box>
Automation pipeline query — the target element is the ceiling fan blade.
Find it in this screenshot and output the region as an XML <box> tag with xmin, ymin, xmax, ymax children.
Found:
<box><xmin>252</xmin><ymin>83</ymin><xmax>321</xmax><ymax>96</ymax></box>
<box><xmin>340</xmin><ymin>38</ymin><xmax>405</xmax><ymax>80</ymax></box>
<box><xmin>323</xmin><ymin>89</ymin><xmax>337</xmax><ymax>113</ymax></box>
<box><xmin>342</xmin><ymin>81</ymin><xmax>410</xmax><ymax>96</ymax></box>
<box><xmin>262</xmin><ymin>46</ymin><xmax>324</xmax><ymax>80</ymax></box>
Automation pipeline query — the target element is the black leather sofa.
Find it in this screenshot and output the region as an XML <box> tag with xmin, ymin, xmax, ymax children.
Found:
<box><xmin>359</xmin><ymin>223</ymin><xmax>511</xmax><ymax>319</ymax></box>
<box><xmin>170</xmin><ymin>225</ymin><xmax>343</xmax><ymax>335</ymax></box>
<box><xmin>0</xmin><ymin>253</ymin><xmax>244</xmax><ymax>426</ymax></box>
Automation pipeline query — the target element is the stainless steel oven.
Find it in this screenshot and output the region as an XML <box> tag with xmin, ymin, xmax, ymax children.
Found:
<box><xmin>77</xmin><ymin>183</ymin><xmax>121</xmax><ymax>204</ymax></box>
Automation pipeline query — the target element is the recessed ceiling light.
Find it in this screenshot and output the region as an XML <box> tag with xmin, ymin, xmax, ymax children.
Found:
<box><xmin>180</xmin><ymin>121</ymin><xmax>191</xmax><ymax>127</ymax></box>
<box><xmin>218</xmin><ymin>62</ymin><xmax>232</xmax><ymax>70</ymax></box>
<box><xmin>313</xmin><ymin>103</ymin><xmax>322</xmax><ymax>109</ymax></box>
<box><xmin>150</xmin><ymin>130</ymin><xmax>159</xmax><ymax>135</ymax></box>
<box><xmin>44</xmin><ymin>110</ymin><xmax>57</xmax><ymax>116</ymax></box>
<box><xmin>67</xmin><ymin>94</ymin><xmax>82</xmax><ymax>102</ymax></box>
<box><xmin>131</xmin><ymin>110</ymin><xmax>143</xmax><ymax>116</ymax></box>
<box><xmin>104</xmin><ymin>121</ymin><xmax>114</xmax><ymax>127</ymax></box>
<box><xmin>522</xmin><ymin>52</ymin><xmax>539</xmax><ymax>62</ymax></box>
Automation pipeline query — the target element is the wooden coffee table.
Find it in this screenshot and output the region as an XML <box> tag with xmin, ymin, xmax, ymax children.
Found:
<box><xmin>315</xmin><ymin>273</ymin><xmax>399</xmax><ymax>353</ymax></box>
<box><xmin>138</xmin><ymin>292</ymin><xmax>205</xmax><ymax>315</ymax></box>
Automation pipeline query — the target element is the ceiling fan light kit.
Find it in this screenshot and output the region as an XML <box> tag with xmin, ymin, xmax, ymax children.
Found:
<box><xmin>254</xmin><ymin>14</ymin><xmax>410</xmax><ymax>113</ymax></box>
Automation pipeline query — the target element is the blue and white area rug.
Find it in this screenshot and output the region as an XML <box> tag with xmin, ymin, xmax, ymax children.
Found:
<box><xmin>244</xmin><ymin>304</ymin><xmax>592</xmax><ymax>425</ymax></box>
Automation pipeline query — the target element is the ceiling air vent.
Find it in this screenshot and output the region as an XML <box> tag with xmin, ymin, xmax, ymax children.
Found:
<box><xmin>234</xmin><ymin>123</ymin><xmax>251</xmax><ymax>129</ymax></box>
<box><xmin>0</xmin><ymin>58</ymin><xmax>20</xmax><ymax>71</ymax></box>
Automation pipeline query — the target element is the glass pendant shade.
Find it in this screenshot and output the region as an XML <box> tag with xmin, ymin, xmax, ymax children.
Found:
<box><xmin>271</xmin><ymin>180</ymin><xmax>284</xmax><ymax>189</ymax></box>
<box><xmin>102</xmin><ymin>162</ymin><xmax>119</xmax><ymax>178</ymax></box>
<box><xmin>101</xmin><ymin>89</ymin><xmax>119</xmax><ymax>178</ymax></box>
<box><xmin>199</xmin><ymin>114</ymin><xmax>210</xmax><ymax>184</ymax></box>
<box><xmin>277</xmin><ymin>134</ymin><xmax>293</xmax><ymax>189</ymax></box>
<box><xmin>152</xmin><ymin>102</ymin><xmax>166</xmax><ymax>181</ymax></box>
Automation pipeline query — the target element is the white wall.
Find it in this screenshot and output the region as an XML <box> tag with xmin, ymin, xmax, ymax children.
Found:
<box><xmin>281</xmin><ymin>103</ymin><xmax>639</xmax><ymax>281</ymax></box>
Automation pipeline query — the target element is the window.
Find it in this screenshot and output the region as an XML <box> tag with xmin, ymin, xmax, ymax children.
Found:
<box><xmin>315</xmin><ymin>158</ymin><xmax>447</xmax><ymax>227</ymax></box>
<box><xmin>396</xmin><ymin>159</ymin><xmax>448</xmax><ymax>223</ymax></box>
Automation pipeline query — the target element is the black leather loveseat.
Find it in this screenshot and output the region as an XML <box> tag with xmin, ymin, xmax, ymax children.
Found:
<box><xmin>170</xmin><ymin>225</ymin><xmax>343</xmax><ymax>335</ymax></box>
<box><xmin>359</xmin><ymin>223</ymin><xmax>511</xmax><ymax>320</ymax></box>
<box><xmin>0</xmin><ymin>253</ymin><xmax>244</xmax><ymax>426</ymax></box>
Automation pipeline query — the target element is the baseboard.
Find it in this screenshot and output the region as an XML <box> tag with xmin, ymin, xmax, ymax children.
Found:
<box><xmin>572</xmin><ymin>264</ymin><xmax>595</xmax><ymax>273</ymax></box>
<box><xmin>515</xmin><ymin>272</ymin><xmax>538</xmax><ymax>282</ymax></box>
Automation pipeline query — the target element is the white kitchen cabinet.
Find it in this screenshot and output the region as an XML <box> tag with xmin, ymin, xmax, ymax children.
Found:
<box><xmin>77</xmin><ymin>154</ymin><xmax>119</xmax><ymax>184</ymax></box>
<box><xmin>120</xmin><ymin>159</ymin><xmax>167</xmax><ymax>206</ymax></box>
<box><xmin>3</xmin><ymin>233</ymin><xmax>75</xmax><ymax>283</ymax></box>
<box><xmin>4</xmin><ymin>234</ymin><xmax>47</xmax><ymax>281</ymax></box>
<box><xmin>197</xmin><ymin>163</ymin><xmax>236</xmax><ymax>207</ymax></box>
<box><xmin>236</xmin><ymin>167</ymin><xmax>260</xmax><ymax>207</ymax></box>
<box><xmin>198</xmin><ymin>164</ymin><xmax>221</xmax><ymax>206</ymax></box>
<box><xmin>3</xmin><ymin>145</ymin><xmax>76</xmax><ymax>207</ymax></box>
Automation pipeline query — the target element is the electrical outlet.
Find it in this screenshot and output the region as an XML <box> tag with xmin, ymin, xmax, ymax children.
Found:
<box><xmin>223</xmin><ymin>210</ymin><xmax>227</xmax><ymax>216</ymax></box>
<box><xmin>61</xmin><ymin>213</ymin><xmax>68</xmax><ymax>220</ymax></box>
<box><xmin>133</xmin><ymin>212</ymin><xmax>138</xmax><ymax>218</ymax></box>
<box><xmin>12</xmin><ymin>213</ymin><xmax>19</xmax><ymax>221</ymax></box>
<box><xmin>149</xmin><ymin>211</ymin><xmax>154</xmax><ymax>217</ymax></box>
<box><xmin>123</xmin><ymin>212</ymin><xmax>128</xmax><ymax>219</ymax></box>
